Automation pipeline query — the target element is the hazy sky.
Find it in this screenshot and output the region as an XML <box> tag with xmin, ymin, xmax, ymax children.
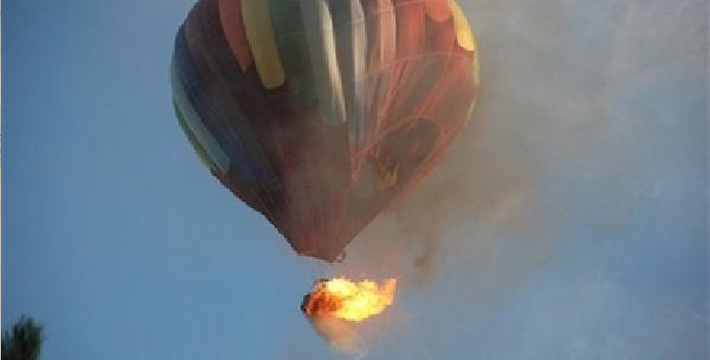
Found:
<box><xmin>2</xmin><ymin>0</ymin><xmax>707</xmax><ymax>359</ymax></box>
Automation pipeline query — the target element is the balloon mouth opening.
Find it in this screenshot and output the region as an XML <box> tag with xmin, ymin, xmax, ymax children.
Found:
<box><xmin>296</xmin><ymin>249</ymin><xmax>347</xmax><ymax>263</ymax></box>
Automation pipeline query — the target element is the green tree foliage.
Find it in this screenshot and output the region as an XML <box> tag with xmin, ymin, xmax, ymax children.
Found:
<box><xmin>1</xmin><ymin>316</ymin><xmax>44</xmax><ymax>360</ymax></box>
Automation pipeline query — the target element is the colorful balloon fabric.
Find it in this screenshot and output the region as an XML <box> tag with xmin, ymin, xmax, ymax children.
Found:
<box><xmin>171</xmin><ymin>0</ymin><xmax>480</xmax><ymax>262</ymax></box>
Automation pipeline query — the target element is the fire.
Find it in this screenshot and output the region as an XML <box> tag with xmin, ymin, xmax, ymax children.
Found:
<box><xmin>301</xmin><ymin>278</ymin><xmax>398</xmax><ymax>322</ymax></box>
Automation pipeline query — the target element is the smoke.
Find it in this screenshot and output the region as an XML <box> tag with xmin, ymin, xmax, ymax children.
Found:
<box><xmin>335</xmin><ymin>0</ymin><xmax>707</xmax><ymax>297</ymax></box>
<box><xmin>303</xmin><ymin>310</ymin><xmax>405</xmax><ymax>359</ymax></box>
<box><xmin>300</xmin><ymin>0</ymin><xmax>707</xmax><ymax>357</ymax></box>
<box><xmin>307</xmin><ymin>317</ymin><xmax>364</xmax><ymax>357</ymax></box>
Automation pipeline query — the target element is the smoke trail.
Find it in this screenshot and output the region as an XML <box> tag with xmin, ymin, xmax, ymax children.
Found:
<box><xmin>309</xmin><ymin>0</ymin><xmax>706</xmax><ymax>357</ymax></box>
<box><xmin>336</xmin><ymin>0</ymin><xmax>707</xmax><ymax>294</ymax></box>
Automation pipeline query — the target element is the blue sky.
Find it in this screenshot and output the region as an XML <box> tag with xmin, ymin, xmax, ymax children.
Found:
<box><xmin>2</xmin><ymin>0</ymin><xmax>707</xmax><ymax>359</ymax></box>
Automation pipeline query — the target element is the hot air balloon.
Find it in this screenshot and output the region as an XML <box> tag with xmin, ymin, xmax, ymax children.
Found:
<box><xmin>170</xmin><ymin>0</ymin><xmax>480</xmax><ymax>262</ymax></box>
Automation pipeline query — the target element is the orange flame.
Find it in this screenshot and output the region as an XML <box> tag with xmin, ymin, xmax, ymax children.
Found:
<box><xmin>301</xmin><ymin>278</ymin><xmax>398</xmax><ymax>322</ymax></box>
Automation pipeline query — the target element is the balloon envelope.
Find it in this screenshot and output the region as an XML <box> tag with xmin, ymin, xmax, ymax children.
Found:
<box><xmin>171</xmin><ymin>0</ymin><xmax>479</xmax><ymax>262</ymax></box>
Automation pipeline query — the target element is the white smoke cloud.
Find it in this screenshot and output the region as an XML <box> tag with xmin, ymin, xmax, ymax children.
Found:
<box><xmin>321</xmin><ymin>0</ymin><xmax>706</xmax><ymax>357</ymax></box>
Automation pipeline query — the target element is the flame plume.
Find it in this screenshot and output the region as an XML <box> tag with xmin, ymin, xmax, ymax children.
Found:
<box><xmin>301</xmin><ymin>278</ymin><xmax>398</xmax><ymax>322</ymax></box>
